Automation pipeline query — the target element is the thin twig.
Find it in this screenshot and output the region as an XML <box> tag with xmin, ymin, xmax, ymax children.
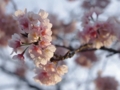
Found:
<box><xmin>11</xmin><ymin>0</ymin><xmax>17</xmax><ymax>11</ymax></box>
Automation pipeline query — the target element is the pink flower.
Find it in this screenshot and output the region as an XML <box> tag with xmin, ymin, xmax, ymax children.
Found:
<box><xmin>14</xmin><ymin>9</ymin><xmax>26</xmax><ymax>17</ymax></box>
<box><xmin>12</xmin><ymin>53</ymin><xmax>24</xmax><ymax>63</ymax></box>
<box><xmin>28</xmin><ymin>45</ymin><xmax>42</xmax><ymax>59</ymax></box>
<box><xmin>41</xmin><ymin>28</ymin><xmax>52</xmax><ymax>36</ymax></box>
<box><xmin>18</xmin><ymin>16</ymin><xmax>30</xmax><ymax>33</ymax></box>
<box><xmin>39</xmin><ymin>40</ymin><xmax>51</xmax><ymax>48</ymax></box>
<box><xmin>79</xmin><ymin>9</ymin><xmax>117</xmax><ymax>48</ymax></box>
<box><xmin>40</xmin><ymin>19</ymin><xmax>52</xmax><ymax>29</ymax></box>
<box><xmin>9</xmin><ymin>9</ymin><xmax>60</xmax><ymax>86</ymax></box>
<box><xmin>82</xmin><ymin>0</ymin><xmax>110</xmax><ymax>10</ymax></box>
<box><xmin>43</xmin><ymin>45</ymin><xmax>56</xmax><ymax>59</ymax></box>
<box><xmin>75</xmin><ymin>55</ymin><xmax>91</xmax><ymax>68</ymax></box>
<box><xmin>8</xmin><ymin>34</ymin><xmax>21</xmax><ymax>53</ymax></box>
<box><xmin>95</xmin><ymin>76</ymin><xmax>118</xmax><ymax>90</ymax></box>
<box><xmin>56</xmin><ymin>65</ymin><xmax>68</xmax><ymax>75</ymax></box>
<box><xmin>15</xmin><ymin>9</ymin><xmax>30</xmax><ymax>33</ymax></box>
<box><xmin>15</xmin><ymin>65</ymin><xmax>27</xmax><ymax>77</ymax></box>
<box><xmin>28</xmin><ymin>45</ymin><xmax>56</xmax><ymax>66</ymax></box>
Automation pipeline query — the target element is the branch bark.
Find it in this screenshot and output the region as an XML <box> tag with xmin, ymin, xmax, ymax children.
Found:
<box><xmin>51</xmin><ymin>44</ymin><xmax>120</xmax><ymax>62</ymax></box>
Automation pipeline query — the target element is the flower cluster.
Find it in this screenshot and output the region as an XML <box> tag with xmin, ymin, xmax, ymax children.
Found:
<box><xmin>95</xmin><ymin>76</ymin><xmax>118</xmax><ymax>90</ymax></box>
<box><xmin>78</xmin><ymin>8</ymin><xmax>117</xmax><ymax>48</ymax></box>
<box><xmin>8</xmin><ymin>9</ymin><xmax>68</xmax><ymax>85</ymax></box>
<box><xmin>0</xmin><ymin>10</ymin><xmax>20</xmax><ymax>46</ymax></box>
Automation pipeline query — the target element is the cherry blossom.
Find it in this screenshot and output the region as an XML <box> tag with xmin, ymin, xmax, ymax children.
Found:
<box><xmin>8</xmin><ymin>9</ymin><xmax>63</xmax><ymax>85</ymax></box>
<box><xmin>0</xmin><ymin>11</ymin><xmax>20</xmax><ymax>46</ymax></box>
<box><xmin>75</xmin><ymin>55</ymin><xmax>92</xmax><ymax>68</ymax></box>
<box><xmin>12</xmin><ymin>53</ymin><xmax>24</xmax><ymax>63</ymax></box>
<box><xmin>4</xmin><ymin>1</ymin><xmax>120</xmax><ymax>88</ymax></box>
<box><xmin>39</xmin><ymin>9</ymin><xmax>48</xmax><ymax>20</ymax></box>
<box><xmin>82</xmin><ymin>0</ymin><xmax>110</xmax><ymax>10</ymax></box>
<box><xmin>95</xmin><ymin>76</ymin><xmax>118</xmax><ymax>90</ymax></box>
<box><xmin>28</xmin><ymin>45</ymin><xmax>56</xmax><ymax>66</ymax></box>
<box><xmin>34</xmin><ymin>63</ymin><xmax>68</xmax><ymax>85</ymax></box>
<box><xmin>78</xmin><ymin>8</ymin><xmax>117</xmax><ymax>48</ymax></box>
<box><xmin>8</xmin><ymin>34</ymin><xmax>21</xmax><ymax>53</ymax></box>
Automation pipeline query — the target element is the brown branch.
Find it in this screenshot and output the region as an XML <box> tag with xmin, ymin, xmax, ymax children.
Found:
<box><xmin>51</xmin><ymin>44</ymin><xmax>92</xmax><ymax>62</ymax></box>
<box><xmin>51</xmin><ymin>44</ymin><xmax>120</xmax><ymax>62</ymax></box>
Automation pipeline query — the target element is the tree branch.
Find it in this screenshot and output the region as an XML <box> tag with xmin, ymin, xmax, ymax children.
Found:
<box><xmin>0</xmin><ymin>66</ymin><xmax>43</xmax><ymax>90</ymax></box>
<box><xmin>10</xmin><ymin>0</ymin><xmax>17</xmax><ymax>11</ymax></box>
<box><xmin>51</xmin><ymin>44</ymin><xmax>92</xmax><ymax>62</ymax></box>
<box><xmin>52</xmin><ymin>44</ymin><xmax>120</xmax><ymax>62</ymax></box>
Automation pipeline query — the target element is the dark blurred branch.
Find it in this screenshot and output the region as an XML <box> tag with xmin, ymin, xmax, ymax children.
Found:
<box><xmin>0</xmin><ymin>65</ymin><xmax>43</xmax><ymax>90</ymax></box>
<box><xmin>100</xmin><ymin>46</ymin><xmax>120</xmax><ymax>53</ymax></box>
<box><xmin>11</xmin><ymin>0</ymin><xmax>17</xmax><ymax>11</ymax></box>
<box><xmin>0</xmin><ymin>84</ymin><xmax>19</xmax><ymax>90</ymax></box>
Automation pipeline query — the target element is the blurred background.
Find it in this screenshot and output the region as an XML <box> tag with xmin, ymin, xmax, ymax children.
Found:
<box><xmin>1</xmin><ymin>0</ymin><xmax>120</xmax><ymax>90</ymax></box>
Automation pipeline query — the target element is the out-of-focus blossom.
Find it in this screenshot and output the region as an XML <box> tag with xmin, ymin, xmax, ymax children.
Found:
<box><xmin>12</xmin><ymin>53</ymin><xmax>24</xmax><ymax>62</ymax></box>
<box><xmin>75</xmin><ymin>51</ymin><xmax>98</xmax><ymax>67</ymax></box>
<box><xmin>95</xmin><ymin>76</ymin><xmax>119</xmax><ymax>90</ymax></box>
<box><xmin>80</xmin><ymin>51</ymin><xmax>97</xmax><ymax>62</ymax></box>
<box><xmin>110</xmin><ymin>17</ymin><xmax>120</xmax><ymax>40</ymax></box>
<box><xmin>61</xmin><ymin>20</ymin><xmax>76</xmax><ymax>33</ymax></box>
<box><xmin>0</xmin><ymin>0</ymin><xmax>9</xmax><ymax>12</ymax></box>
<box><xmin>56</xmin><ymin>65</ymin><xmax>68</xmax><ymax>75</ymax></box>
<box><xmin>0</xmin><ymin>11</ymin><xmax>20</xmax><ymax>46</ymax></box>
<box><xmin>75</xmin><ymin>55</ymin><xmax>92</xmax><ymax>68</ymax></box>
<box><xmin>34</xmin><ymin>63</ymin><xmax>68</xmax><ymax>85</ymax></box>
<box><xmin>48</xmin><ymin>14</ymin><xmax>76</xmax><ymax>41</ymax></box>
<box><xmin>81</xmin><ymin>7</ymin><xmax>102</xmax><ymax>27</ymax></box>
<box><xmin>15</xmin><ymin>65</ymin><xmax>27</xmax><ymax>77</ymax></box>
<box><xmin>48</xmin><ymin>14</ymin><xmax>62</xmax><ymax>40</ymax></box>
<box><xmin>78</xmin><ymin>8</ymin><xmax>117</xmax><ymax>48</ymax></box>
<box><xmin>82</xmin><ymin>0</ymin><xmax>110</xmax><ymax>10</ymax></box>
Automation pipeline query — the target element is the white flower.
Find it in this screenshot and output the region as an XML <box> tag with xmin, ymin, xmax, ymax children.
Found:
<box><xmin>43</xmin><ymin>45</ymin><xmax>56</xmax><ymax>59</ymax></box>
<box><xmin>15</xmin><ymin>10</ymin><xmax>25</xmax><ymax>17</ymax></box>
<box><xmin>41</xmin><ymin>19</ymin><xmax>52</xmax><ymax>29</ymax></box>
<box><xmin>28</xmin><ymin>31</ymin><xmax>39</xmax><ymax>43</ymax></box>
<box><xmin>56</xmin><ymin>65</ymin><xmax>68</xmax><ymax>75</ymax></box>
<box><xmin>27</xmin><ymin>11</ymin><xmax>39</xmax><ymax>24</ymax></box>
<box><xmin>39</xmin><ymin>9</ymin><xmax>48</xmax><ymax>19</ymax></box>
